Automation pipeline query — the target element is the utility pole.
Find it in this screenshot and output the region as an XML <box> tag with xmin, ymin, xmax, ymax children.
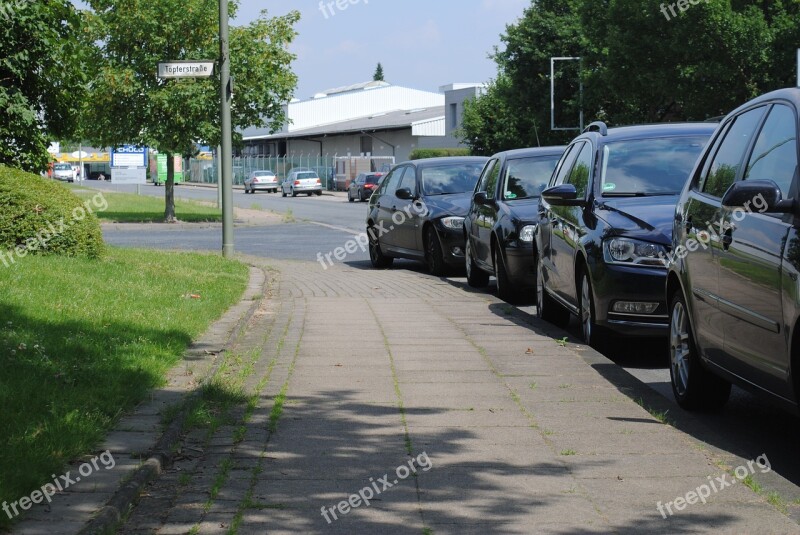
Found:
<box><xmin>219</xmin><ymin>0</ymin><xmax>234</xmax><ymax>258</ymax></box>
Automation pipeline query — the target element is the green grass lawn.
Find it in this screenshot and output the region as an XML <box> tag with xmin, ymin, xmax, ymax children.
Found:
<box><xmin>0</xmin><ymin>248</ymin><xmax>248</xmax><ymax>528</ymax></box>
<box><xmin>73</xmin><ymin>189</ymin><xmax>222</xmax><ymax>223</ymax></box>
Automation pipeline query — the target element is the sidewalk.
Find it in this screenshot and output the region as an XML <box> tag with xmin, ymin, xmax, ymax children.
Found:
<box><xmin>14</xmin><ymin>257</ymin><xmax>800</xmax><ymax>534</ymax></box>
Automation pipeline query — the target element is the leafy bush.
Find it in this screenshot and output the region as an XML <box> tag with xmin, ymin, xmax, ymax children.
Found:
<box><xmin>0</xmin><ymin>166</ymin><xmax>105</xmax><ymax>260</ymax></box>
<box><xmin>409</xmin><ymin>148</ymin><xmax>472</xmax><ymax>160</ymax></box>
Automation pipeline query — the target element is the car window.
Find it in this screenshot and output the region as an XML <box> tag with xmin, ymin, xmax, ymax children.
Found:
<box><xmin>745</xmin><ymin>104</ymin><xmax>798</xmax><ymax>199</ymax></box>
<box><xmin>365</xmin><ymin>175</ymin><xmax>380</xmax><ymax>185</ymax></box>
<box><xmin>702</xmin><ymin>106</ymin><xmax>766</xmax><ymax>198</ymax></box>
<box><xmin>503</xmin><ymin>155</ymin><xmax>561</xmax><ymax>200</ymax></box>
<box><xmin>551</xmin><ymin>143</ymin><xmax>580</xmax><ymax>187</ymax></box>
<box><xmin>484</xmin><ymin>159</ymin><xmax>501</xmax><ymax>199</ymax></box>
<box><xmin>398</xmin><ymin>166</ymin><xmax>417</xmax><ymax>195</ymax></box>
<box><xmin>381</xmin><ymin>166</ymin><xmax>405</xmax><ymax>197</ymax></box>
<box><xmin>565</xmin><ymin>142</ymin><xmax>593</xmax><ymax>198</ymax></box>
<box><xmin>421</xmin><ymin>163</ymin><xmax>485</xmax><ymax>195</ymax></box>
<box><xmin>254</xmin><ymin>171</ymin><xmax>274</xmax><ymax>177</ymax></box>
<box><xmin>600</xmin><ymin>136</ymin><xmax>709</xmax><ymax>196</ymax></box>
<box><xmin>476</xmin><ymin>159</ymin><xmax>498</xmax><ymax>193</ymax></box>
<box><xmin>297</xmin><ymin>172</ymin><xmax>317</xmax><ymax>179</ymax></box>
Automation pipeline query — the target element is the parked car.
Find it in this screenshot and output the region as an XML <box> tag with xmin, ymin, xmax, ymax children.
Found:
<box><xmin>366</xmin><ymin>156</ymin><xmax>489</xmax><ymax>274</ymax></box>
<box><xmin>348</xmin><ymin>173</ymin><xmax>384</xmax><ymax>202</ymax></box>
<box><xmin>244</xmin><ymin>170</ymin><xmax>279</xmax><ymax>194</ymax></box>
<box><xmin>464</xmin><ymin>146</ymin><xmax>565</xmax><ymax>301</ymax></box>
<box><xmin>281</xmin><ymin>170</ymin><xmax>323</xmax><ymax>197</ymax></box>
<box><xmin>53</xmin><ymin>163</ymin><xmax>77</xmax><ymax>182</ymax></box>
<box><xmin>536</xmin><ymin>121</ymin><xmax>716</xmax><ymax>348</ymax></box>
<box><xmin>667</xmin><ymin>87</ymin><xmax>800</xmax><ymax>411</ymax></box>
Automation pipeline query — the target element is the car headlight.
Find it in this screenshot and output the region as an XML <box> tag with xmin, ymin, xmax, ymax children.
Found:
<box><xmin>519</xmin><ymin>225</ymin><xmax>536</xmax><ymax>243</ymax></box>
<box><xmin>603</xmin><ymin>238</ymin><xmax>667</xmax><ymax>267</ymax></box>
<box><xmin>440</xmin><ymin>216</ymin><xmax>465</xmax><ymax>230</ymax></box>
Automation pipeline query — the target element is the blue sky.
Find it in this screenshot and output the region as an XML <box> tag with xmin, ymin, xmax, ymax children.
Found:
<box><xmin>232</xmin><ymin>0</ymin><xmax>529</xmax><ymax>99</ymax></box>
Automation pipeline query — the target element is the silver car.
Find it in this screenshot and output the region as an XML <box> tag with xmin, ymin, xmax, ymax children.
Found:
<box><xmin>244</xmin><ymin>170</ymin><xmax>278</xmax><ymax>194</ymax></box>
<box><xmin>53</xmin><ymin>163</ymin><xmax>77</xmax><ymax>182</ymax></box>
<box><xmin>281</xmin><ymin>170</ymin><xmax>323</xmax><ymax>197</ymax></box>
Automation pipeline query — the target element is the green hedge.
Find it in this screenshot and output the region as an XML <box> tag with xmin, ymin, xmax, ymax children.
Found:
<box><xmin>0</xmin><ymin>166</ymin><xmax>105</xmax><ymax>262</ymax></box>
<box><xmin>408</xmin><ymin>148</ymin><xmax>472</xmax><ymax>160</ymax></box>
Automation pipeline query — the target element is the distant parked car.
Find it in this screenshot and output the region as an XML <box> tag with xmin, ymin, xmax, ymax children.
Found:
<box><xmin>366</xmin><ymin>156</ymin><xmax>489</xmax><ymax>274</ymax></box>
<box><xmin>244</xmin><ymin>170</ymin><xmax>279</xmax><ymax>194</ymax></box>
<box><xmin>348</xmin><ymin>173</ymin><xmax>384</xmax><ymax>202</ymax></box>
<box><xmin>464</xmin><ymin>146</ymin><xmax>565</xmax><ymax>302</ymax></box>
<box><xmin>667</xmin><ymin>87</ymin><xmax>800</xmax><ymax>411</ymax></box>
<box><xmin>281</xmin><ymin>170</ymin><xmax>323</xmax><ymax>197</ymax></box>
<box><xmin>53</xmin><ymin>163</ymin><xmax>77</xmax><ymax>182</ymax></box>
<box><xmin>536</xmin><ymin>121</ymin><xmax>715</xmax><ymax>348</ymax></box>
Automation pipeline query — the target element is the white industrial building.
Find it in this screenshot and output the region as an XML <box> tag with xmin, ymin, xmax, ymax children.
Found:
<box><xmin>239</xmin><ymin>81</ymin><xmax>484</xmax><ymax>162</ymax></box>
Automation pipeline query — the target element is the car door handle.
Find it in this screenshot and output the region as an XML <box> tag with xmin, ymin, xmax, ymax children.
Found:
<box><xmin>391</xmin><ymin>205</ymin><xmax>398</xmax><ymax>212</ymax></box>
<box><xmin>376</xmin><ymin>202</ymin><xmax>381</xmax><ymax>208</ymax></box>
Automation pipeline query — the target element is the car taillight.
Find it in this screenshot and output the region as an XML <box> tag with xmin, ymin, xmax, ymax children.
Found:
<box><xmin>364</xmin><ymin>184</ymin><xmax>375</xmax><ymax>189</ymax></box>
<box><xmin>294</xmin><ymin>180</ymin><xmax>301</xmax><ymax>185</ymax></box>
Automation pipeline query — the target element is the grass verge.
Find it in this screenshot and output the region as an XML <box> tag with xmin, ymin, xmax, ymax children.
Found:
<box><xmin>0</xmin><ymin>247</ymin><xmax>248</xmax><ymax>529</ymax></box>
<box><xmin>73</xmin><ymin>189</ymin><xmax>222</xmax><ymax>223</ymax></box>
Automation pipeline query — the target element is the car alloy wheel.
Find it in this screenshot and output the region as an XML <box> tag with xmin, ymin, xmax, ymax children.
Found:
<box><xmin>466</xmin><ymin>239</ymin><xmax>489</xmax><ymax>288</ymax></box>
<box><xmin>425</xmin><ymin>226</ymin><xmax>446</xmax><ymax>276</ymax></box>
<box><xmin>536</xmin><ymin>256</ymin><xmax>569</xmax><ymax>326</ymax></box>
<box><xmin>368</xmin><ymin>226</ymin><xmax>393</xmax><ymax>268</ymax></box>
<box><xmin>668</xmin><ymin>291</ymin><xmax>731</xmax><ymax>410</ymax></box>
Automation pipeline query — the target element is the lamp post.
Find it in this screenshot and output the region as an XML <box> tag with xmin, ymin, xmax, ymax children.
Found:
<box><xmin>219</xmin><ymin>0</ymin><xmax>234</xmax><ymax>258</ymax></box>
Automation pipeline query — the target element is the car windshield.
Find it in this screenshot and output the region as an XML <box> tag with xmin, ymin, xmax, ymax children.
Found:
<box><xmin>600</xmin><ymin>136</ymin><xmax>709</xmax><ymax>196</ymax></box>
<box><xmin>54</xmin><ymin>164</ymin><xmax>71</xmax><ymax>170</ymax></box>
<box><xmin>296</xmin><ymin>172</ymin><xmax>317</xmax><ymax>180</ymax></box>
<box><xmin>502</xmin><ymin>155</ymin><xmax>562</xmax><ymax>200</ymax></box>
<box><xmin>421</xmin><ymin>163</ymin><xmax>484</xmax><ymax>195</ymax></box>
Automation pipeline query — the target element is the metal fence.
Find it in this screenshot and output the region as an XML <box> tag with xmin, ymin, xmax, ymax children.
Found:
<box><xmin>186</xmin><ymin>154</ymin><xmax>395</xmax><ymax>190</ymax></box>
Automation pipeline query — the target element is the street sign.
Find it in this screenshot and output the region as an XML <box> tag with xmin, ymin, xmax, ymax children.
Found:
<box><xmin>111</xmin><ymin>145</ymin><xmax>148</xmax><ymax>168</ymax></box>
<box><xmin>157</xmin><ymin>61</ymin><xmax>215</xmax><ymax>79</ymax></box>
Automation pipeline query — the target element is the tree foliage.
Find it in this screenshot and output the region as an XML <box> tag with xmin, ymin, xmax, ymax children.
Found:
<box><xmin>373</xmin><ymin>62</ymin><xmax>385</xmax><ymax>82</ymax></box>
<box><xmin>85</xmin><ymin>0</ymin><xmax>299</xmax><ymax>220</ymax></box>
<box><xmin>0</xmin><ymin>0</ymin><xmax>92</xmax><ymax>172</ymax></box>
<box><xmin>460</xmin><ymin>0</ymin><xmax>800</xmax><ymax>155</ymax></box>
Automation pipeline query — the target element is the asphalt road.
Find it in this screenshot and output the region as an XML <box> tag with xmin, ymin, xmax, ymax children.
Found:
<box><xmin>91</xmin><ymin>182</ymin><xmax>800</xmax><ymax>511</ymax></box>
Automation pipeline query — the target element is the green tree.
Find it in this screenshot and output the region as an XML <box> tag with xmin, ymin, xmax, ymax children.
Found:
<box><xmin>85</xmin><ymin>1</ymin><xmax>299</xmax><ymax>221</ymax></box>
<box><xmin>0</xmin><ymin>0</ymin><xmax>92</xmax><ymax>172</ymax></box>
<box><xmin>373</xmin><ymin>62</ymin><xmax>385</xmax><ymax>82</ymax></box>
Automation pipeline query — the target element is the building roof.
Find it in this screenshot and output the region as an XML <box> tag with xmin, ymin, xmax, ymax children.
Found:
<box><xmin>243</xmin><ymin>107</ymin><xmax>446</xmax><ymax>141</ymax></box>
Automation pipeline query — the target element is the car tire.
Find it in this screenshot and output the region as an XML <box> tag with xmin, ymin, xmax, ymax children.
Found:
<box><xmin>348</xmin><ymin>191</ymin><xmax>354</xmax><ymax>202</ymax></box>
<box><xmin>578</xmin><ymin>269</ymin><xmax>608</xmax><ymax>351</ymax></box>
<box><xmin>282</xmin><ymin>189</ymin><xmax>287</xmax><ymax>198</ymax></box>
<box><xmin>493</xmin><ymin>247</ymin><xmax>516</xmax><ymax>302</ymax></box>
<box><xmin>368</xmin><ymin>226</ymin><xmax>394</xmax><ymax>269</ymax></box>
<box><xmin>466</xmin><ymin>239</ymin><xmax>489</xmax><ymax>288</ymax></box>
<box><xmin>668</xmin><ymin>291</ymin><xmax>731</xmax><ymax>410</ymax></box>
<box><xmin>291</xmin><ymin>189</ymin><xmax>297</xmax><ymax>198</ymax></box>
<box><xmin>307</xmin><ymin>192</ymin><xmax>313</xmax><ymax>196</ymax></box>
<box><xmin>536</xmin><ymin>256</ymin><xmax>570</xmax><ymax>327</ymax></box>
<box><xmin>425</xmin><ymin>226</ymin><xmax>447</xmax><ymax>276</ymax></box>
<box><xmin>315</xmin><ymin>191</ymin><xmax>322</xmax><ymax>196</ymax></box>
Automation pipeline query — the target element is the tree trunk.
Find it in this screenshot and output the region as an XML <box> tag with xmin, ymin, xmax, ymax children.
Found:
<box><xmin>165</xmin><ymin>153</ymin><xmax>176</xmax><ymax>222</ymax></box>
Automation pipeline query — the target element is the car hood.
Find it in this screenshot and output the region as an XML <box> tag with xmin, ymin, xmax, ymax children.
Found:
<box><xmin>422</xmin><ymin>192</ymin><xmax>473</xmax><ymax>218</ymax></box>
<box><xmin>594</xmin><ymin>195</ymin><xmax>679</xmax><ymax>245</ymax></box>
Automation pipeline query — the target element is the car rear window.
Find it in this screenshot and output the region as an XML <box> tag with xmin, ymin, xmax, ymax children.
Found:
<box><xmin>421</xmin><ymin>163</ymin><xmax>484</xmax><ymax>195</ymax></box>
<box><xmin>254</xmin><ymin>171</ymin><xmax>274</xmax><ymax>177</ymax></box>
<box><xmin>600</xmin><ymin>136</ymin><xmax>709</xmax><ymax>196</ymax></box>
<box><xmin>503</xmin><ymin>156</ymin><xmax>562</xmax><ymax>200</ymax></box>
<box><xmin>296</xmin><ymin>172</ymin><xmax>318</xmax><ymax>179</ymax></box>
<box><xmin>365</xmin><ymin>175</ymin><xmax>381</xmax><ymax>184</ymax></box>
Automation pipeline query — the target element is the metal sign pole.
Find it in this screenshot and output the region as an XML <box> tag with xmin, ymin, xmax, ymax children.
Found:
<box><xmin>220</xmin><ymin>0</ymin><xmax>234</xmax><ymax>258</ymax></box>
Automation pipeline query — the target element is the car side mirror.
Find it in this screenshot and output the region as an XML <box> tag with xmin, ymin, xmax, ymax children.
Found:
<box><xmin>542</xmin><ymin>184</ymin><xmax>585</xmax><ymax>207</ymax></box>
<box><xmin>721</xmin><ymin>180</ymin><xmax>795</xmax><ymax>214</ymax></box>
<box><xmin>396</xmin><ymin>188</ymin><xmax>414</xmax><ymax>200</ymax></box>
<box><xmin>473</xmin><ymin>191</ymin><xmax>495</xmax><ymax>207</ymax></box>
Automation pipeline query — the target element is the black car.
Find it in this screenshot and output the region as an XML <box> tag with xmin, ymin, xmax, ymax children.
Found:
<box><xmin>348</xmin><ymin>172</ymin><xmax>384</xmax><ymax>202</ymax></box>
<box><xmin>464</xmin><ymin>146</ymin><xmax>565</xmax><ymax>302</ymax></box>
<box><xmin>536</xmin><ymin>121</ymin><xmax>716</xmax><ymax>348</ymax></box>
<box><xmin>667</xmin><ymin>88</ymin><xmax>800</xmax><ymax>411</ymax></box>
<box><xmin>366</xmin><ymin>156</ymin><xmax>489</xmax><ymax>274</ymax></box>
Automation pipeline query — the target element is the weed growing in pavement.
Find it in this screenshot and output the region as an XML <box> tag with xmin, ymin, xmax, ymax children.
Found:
<box><xmin>560</xmin><ymin>449</ymin><xmax>577</xmax><ymax>456</ymax></box>
<box><xmin>557</xmin><ymin>337</ymin><xmax>568</xmax><ymax>347</ymax></box>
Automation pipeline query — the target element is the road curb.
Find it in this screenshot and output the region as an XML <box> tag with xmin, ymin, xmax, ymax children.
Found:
<box><xmin>75</xmin><ymin>265</ymin><xmax>268</xmax><ymax>535</ymax></box>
